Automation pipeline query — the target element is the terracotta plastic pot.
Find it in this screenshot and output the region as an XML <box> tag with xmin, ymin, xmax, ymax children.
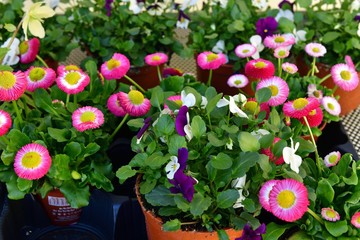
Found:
<box><xmin>296</xmin><ymin>56</ymin><xmax>360</xmax><ymax>116</ymax></box>
<box><xmin>37</xmin><ymin>188</ymin><xmax>82</xmax><ymax>226</ymax></box>
<box><xmin>135</xmin><ymin>176</ymin><xmax>243</xmax><ymax>240</ymax></box>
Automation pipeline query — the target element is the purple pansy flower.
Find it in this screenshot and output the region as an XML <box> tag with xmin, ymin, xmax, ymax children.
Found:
<box><xmin>175</xmin><ymin>105</ymin><xmax>188</xmax><ymax>136</ymax></box>
<box><xmin>177</xmin><ymin>147</ymin><xmax>188</xmax><ymax>171</ymax></box>
<box><xmin>256</xmin><ymin>17</ymin><xmax>278</xmax><ymax>39</ymax></box>
<box><xmin>105</xmin><ymin>0</ymin><xmax>114</xmax><ymax>16</ymax></box>
<box><xmin>355</xmin><ymin>15</ymin><xmax>360</xmax><ymax>21</ymax></box>
<box><xmin>236</xmin><ymin>223</ymin><xmax>266</xmax><ymax>240</ymax></box>
<box><xmin>169</xmin><ymin>171</ymin><xmax>196</xmax><ymax>202</ymax></box>
<box><xmin>136</xmin><ymin>117</ymin><xmax>152</xmax><ymax>139</ymax></box>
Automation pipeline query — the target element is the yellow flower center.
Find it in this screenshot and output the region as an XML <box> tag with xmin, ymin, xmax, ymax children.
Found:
<box><xmin>274</xmin><ymin>36</ymin><xmax>285</xmax><ymax>43</ymax></box>
<box><xmin>65</xmin><ymin>72</ymin><xmax>81</xmax><ymax>85</ymax></box>
<box><xmin>22</xmin><ymin>152</ymin><xmax>41</xmax><ymax>169</ymax></box>
<box><xmin>325</xmin><ymin>209</ymin><xmax>336</xmax><ymax>218</ymax></box>
<box><xmin>244</xmin><ymin>101</ymin><xmax>260</xmax><ymax>115</ymax></box>
<box><xmin>357</xmin><ymin>217</ymin><xmax>360</xmax><ymax>224</ymax></box>
<box><xmin>29</xmin><ymin>67</ymin><xmax>45</xmax><ymax>82</ymax></box>
<box><xmin>293</xmin><ymin>98</ymin><xmax>308</xmax><ymax>110</ymax></box>
<box><xmin>207</xmin><ymin>53</ymin><xmax>218</xmax><ymax>62</ymax></box>
<box><xmin>327</xmin><ymin>102</ymin><xmax>335</xmax><ymax>110</ymax></box>
<box><xmin>313</xmin><ymin>90</ymin><xmax>321</xmax><ymax>98</ymax></box>
<box><xmin>80</xmin><ymin>111</ymin><xmax>96</xmax><ymax>123</ymax></box>
<box><xmin>0</xmin><ymin>71</ymin><xmax>16</xmax><ymax>89</ymax></box>
<box><xmin>107</xmin><ymin>59</ymin><xmax>120</xmax><ymax>70</ymax></box>
<box><xmin>268</xmin><ymin>85</ymin><xmax>279</xmax><ymax>96</ymax></box>
<box><xmin>329</xmin><ymin>155</ymin><xmax>338</xmax><ymax>164</ymax></box>
<box><xmin>19</xmin><ymin>41</ymin><xmax>29</xmax><ymax>54</ymax></box>
<box><xmin>242</xmin><ymin>49</ymin><xmax>249</xmax><ymax>53</ymax></box>
<box><xmin>312</xmin><ymin>47</ymin><xmax>319</xmax><ymax>53</ymax></box>
<box><xmin>65</xmin><ymin>65</ymin><xmax>81</xmax><ymax>71</ymax></box>
<box><xmin>278</xmin><ymin>50</ymin><xmax>286</xmax><ymax>57</ymax></box>
<box><xmin>285</xmin><ymin>66</ymin><xmax>293</xmax><ymax>72</ymax></box>
<box><xmin>152</xmin><ymin>55</ymin><xmax>161</xmax><ymax>61</ymax></box>
<box><xmin>309</xmin><ymin>109</ymin><xmax>316</xmax><ymax>116</ymax></box>
<box><xmin>277</xmin><ymin>190</ymin><xmax>296</xmax><ymax>209</ymax></box>
<box><xmin>128</xmin><ymin>90</ymin><xmax>144</xmax><ymax>105</ymax></box>
<box><xmin>174</xmin><ymin>99</ymin><xmax>183</xmax><ymax>106</ymax></box>
<box><xmin>340</xmin><ymin>70</ymin><xmax>351</xmax><ymax>81</ymax></box>
<box><xmin>254</xmin><ymin>61</ymin><xmax>266</xmax><ymax>69</ymax></box>
<box><xmin>234</xmin><ymin>79</ymin><xmax>243</xmax><ymax>85</ymax></box>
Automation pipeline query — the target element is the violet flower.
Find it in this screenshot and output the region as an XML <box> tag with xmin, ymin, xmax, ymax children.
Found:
<box><xmin>169</xmin><ymin>171</ymin><xmax>196</xmax><ymax>202</ymax></box>
<box><xmin>175</xmin><ymin>105</ymin><xmax>188</xmax><ymax>136</ymax></box>
<box><xmin>236</xmin><ymin>223</ymin><xmax>266</xmax><ymax>240</ymax></box>
<box><xmin>136</xmin><ymin>117</ymin><xmax>152</xmax><ymax>139</ymax></box>
<box><xmin>177</xmin><ymin>147</ymin><xmax>188</xmax><ymax>171</ymax></box>
<box><xmin>105</xmin><ymin>0</ymin><xmax>114</xmax><ymax>16</ymax></box>
<box><xmin>355</xmin><ymin>15</ymin><xmax>360</xmax><ymax>21</ymax></box>
<box><xmin>256</xmin><ymin>17</ymin><xmax>278</xmax><ymax>39</ymax></box>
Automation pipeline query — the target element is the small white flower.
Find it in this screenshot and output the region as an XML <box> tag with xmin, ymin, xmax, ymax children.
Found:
<box><xmin>176</xmin><ymin>18</ymin><xmax>190</xmax><ymax>29</ymax></box>
<box><xmin>250</xmin><ymin>35</ymin><xmax>264</xmax><ymax>59</ymax></box>
<box><xmin>232</xmin><ymin>175</ymin><xmax>246</xmax><ymax>209</ymax></box>
<box><xmin>250</xmin><ymin>129</ymin><xmax>270</xmax><ymax>140</ymax></box>
<box><xmin>165</xmin><ymin>156</ymin><xmax>180</xmax><ymax>179</ymax></box>
<box><xmin>129</xmin><ymin>0</ymin><xmax>143</xmax><ymax>14</ymax></box>
<box><xmin>282</xmin><ymin>138</ymin><xmax>302</xmax><ymax>173</ymax></box>
<box><xmin>181</xmin><ymin>91</ymin><xmax>196</xmax><ymax>107</ymax></box>
<box><xmin>226</xmin><ymin>138</ymin><xmax>233</xmax><ymax>150</ymax></box>
<box><xmin>1</xmin><ymin>37</ymin><xmax>20</xmax><ymax>66</ymax></box>
<box><xmin>210</xmin><ymin>24</ymin><xmax>216</xmax><ymax>31</ymax></box>
<box><xmin>216</xmin><ymin>96</ymin><xmax>248</xmax><ymax>118</ymax></box>
<box><xmin>147</xmin><ymin>2</ymin><xmax>166</xmax><ymax>16</ymax></box>
<box><xmin>212</xmin><ymin>40</ymin><xmax>225</xmax><ymax>54</ymax></box>
<box><xmin>184</xmin><ymin>112</ymin><xmax>193</xmax><ymax>141</ymax></box>
<box><xmin>251</xmin><ymin>0</ymin><xmax>268</xmax><ymax>10</ymax></box>
<box><xmin>275</xmin><ymin>9</ymin><xmax>294</xmax><ymax>22</ymax></box>
<box><xmin>180</xmin><ymin>0</ymin><xmax>198</xmax><ymax>10</ymax></box>
<box><xmin>292</xmin><ymin>29</ymin><xmax>307</xmax><ymax>43</ymax></box>
<box><xmin>201</xmin><ymin>96</ymin><xmax>208</xmax><ymax>109</ymax></box>
<box><xmin>351</xmin><ymin>0</ymin><xmax>360</xmax><ymax>12</ymax></box>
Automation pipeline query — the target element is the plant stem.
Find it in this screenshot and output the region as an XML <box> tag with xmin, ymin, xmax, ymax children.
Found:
<box><xmin>36</xmin><ymin>55</ymin><xmax>49</xmax><ymax>68</ymax></box>
<box><xmin>311</xmin><ymin>57</ymin><xmax>316</xmax><ymax>76</ymax></box>
<box><xmin>156</xmin><ymin>65</ymin><xmax>162</xmax><ymax>82</ymax></box>
<box><xmin>12</xmin><ymin>100</ymin><xmax>23</xmax><ymax>124</ymax></box>
<box><xmin>278</xmin><ymin>58</ymin><xmax>282</xmax><ymax>77</ymax></box>
<box><xmin>124</xmin><ymin>75</ymin><xmax>145</xmax><ymax>93</ymax></box>
<box><xmin>303</xmin><ymin>116</ymin><xmax>322</xmax><ymax>175</ymax></box>
<box><xmin>207</xmin><ymin>69</ymin><xmax>213</xmax><ymax>87</ymax></box>
<box><xmin>110</xmin><ymin>113</ymin><xmax>129</xmax><ymax>140</ymax></box>
<box><xmin>318</xmin><ymin>73</ymin><xmax>331</xmax><ymax>84</ymax></box>
<box><xmin>307</xmin><ymin>208</ymin><xmax>324</xmax><ymax>225</ymax></box>
<box><xmin>66</xmin><ymin>94</ymin><xmax>70</xmax><ymax>108</ymax></box>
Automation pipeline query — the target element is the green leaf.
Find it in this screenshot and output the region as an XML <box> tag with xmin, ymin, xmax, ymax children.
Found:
<box><xmin>60</xmin><ymin>182</ymin><xmax>90</xmax><ymax>208</ymax></box>
<box><xmin>297</xmin><ymin>0</ymin><xmax>312</xmax><ymax>8</ymax></box>
<box><xmin>316</xmin><ymin>178</ymin><xmax>334</xmax><ymax>205</ymax></box>
<box><xmin>208</xmin><ymin>132</ymin><xmax>227</xmax><ymax>147</ymax></box>
<box><xmin>64</xmin><ymin>142</ymin><xmax>82</xmax><ymax>159</ymax></box>
<box><xmin>17</xmin><ymin>178</ymin><xmax>33</xmax><ymax>192</ymax></box>
<box><xmin>191</xmin><ymin>116</ymin><xmax>206</xmax><ymax>139</ymax></box>
<box><xmin>324</xmin><ymin>220</ymin><xmax>348</xmax><ymax>237</ymax></box>
<box><xmin>162</xmin><ymin>219</ymin><xmax>181</xmax><ymax>231</ymax></box>
<box><xmin>255</xmin><ymin>87</ymin><xmax>271</xmax><ymax>104</ymax></box>
<box><xmin>116</xmin><ymin>166</ymin><xmax>137</xmax><ymax>184</ymax></box>
<box><xmin>155</xmin><ymin>114</ymin><xmax>175</xmax><ymax>136</ymax></box>
<box><xmin>232</xmin><ymin>152</ymin><xmax>260</xmax><ymax>177</ymax></box>
<box><xmin>49</xmin><ymin>154</ymin><xmax>72</xmax><ymax>180</ymax></box>
<box><xmin>210</xmin><ymin>152</ymin><xmax>233</xmax><ymax>170</ymax></box>
<box><xmin>263</xmin><ymin>222</ymin><xmax>291</xmax><ymax>240</ymax></box>
<box><xmin>160</xmin><ymin>76</ymin><xmax>184</xmax><ymax>92</ymax></box>
<box><xmin>217</xmin><ymin>229</ymin><xmax>230</xmax><ymax>240</ymax></box>
<box><xmin>144</xmin><ymin>152</ymin><xmax>168</xmax><ymax>169</ymax></box>
<box><xmin>83</xmin><ymin>142</ymin><xmax>100</xmax><ymax>158</ymax></box>
<box><xmin>206</xmin><ymin>93</ymin><xmax>223</xmax><ymax>114</ymax></box>
<box><xmin>150</xmin><ymin>86</ymin><xmax>164</xmax><ymax>109</ymax></box>
<box><xmin>48</xmin><ymin>128</ymin><xmax>70</xmax><ymax>142</ymax></box>
<box><xmin>238</xmin><ymin>132</ymin><xmax>260</xmax><ymax>152</ymax></box>
<box><xmin>216</xmin><ymin>189</ymin><xmax>239</xmax><ymax>209</ymax></box>
<box><xmin>4</xmin><ymin>23</ymin><xmax>16</xmax><ymax>32</ymax></box>
<box><xmin>6</xmin><ymin>175</ymin><xmax>26</xmax><ymax>200</ymax></box>
<box><xmin>322</xmin><ymin>32</ymin><xmax>341</xmax><ymax>43</ymax></box>
<box><xmin>145</xmin><ymin>185</ymin><xmax>175</xmax><ymax>206</ymax></box>
<box><xmin>190</xmin><ymin>193</ymin><xmax>212</xmax><ymax>216</ymax></box>
<box><xmin>33</xmin><ymin>88</ymin><xmax>57</xmax><ymax>115</ymax></box>
<box><xmin>174</xmin><ymin>195</ymin><xmax>190</xmax><ymax>211</ymax></box>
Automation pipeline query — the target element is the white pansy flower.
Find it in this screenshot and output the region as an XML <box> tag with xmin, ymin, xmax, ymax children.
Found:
<box><xmin>165</xmin><ymin>156</ymin><xmax>180</xmax><ymax>179</ymax></box>
<box><xmin>351</xmin><ymin>0</ymin><xmax>360</xmax><ymax>12</ymax></box>
<box><xmin>251</xmin><ymin>129</ymin><xmax>270</xmax><ymax>140</ymax></box>
<box><xmin>184</xmin><ymin>111</ymin><xmax>193</xmax><ymax>141</ymax></box>
<box><xmin>292</xmin><ymin>29</ymin><xmax>306</xmax><ymax>43</ymax></box>
<box><xmin>148</xmin><ymin>2</ymin><xmax>166</xmax><ymax>16</ymax></box>
<box><xmin>217</xmin><ymin>96</ymin><xmax>248</xmax><ymax>118</ymax></box>
<box><xmin>232</xmin><ymin>175</ymin><xmax>246</xmax><ymax>208</ymax></box>
<box><xmin>358</xmin><ymin>23</ymin><xmax>360</xmax><ymax>37</ymax></box>
<box><xmin>283</xmin><ymin>138</ymin><xmax>302</xmax><ymax>173</ymax></box>
<box><xmin>181</xmin><ymin>91</ymin><xmax>196</xmax><ymax>107</ymax></box>
<box><xmin>212</xmin><ymin>40</ymin><xmax>225</xmax><ymax>54</ymax></box>
<box><xmin>252</xmin><ymin>0</ymin><xmax>268</xmax><ymax>10</ymax></box>
<box><xmin>233</xmin><ymin>93</ymin><xmax>247</xmax><ymax>105</ymax></box>
<box><xmin>180</xmin><ymin>0</ymin><xmax>198</xmax><ymax>10</ymax></box>
<box><xmin>250</xmin><ymin>35</ymin><xmax>264</xmax><ymax>59</ymax></box>
<box><xmin>177</xmin><ymin>17</ymin><xmax>190</xmax><ymax>29</ymax></box>
<box><xmin>275</xmin><ymin>9</ymin><xmax>294</xmax><ymax>22</ymax></box>
<box><xmin>201</xmin><ymin>96</ymin><xmax>208</xmax><ymax>109</ymax></box>
<box><xmin>129</xmin><ymin>0</ymin><xmax>143</xmax><ymax>14</ymax></box>
<box><xmin>226</xmin><ymin>138</ymin><xmax>233</xmax><ymax>150</ymax></box>
<box><xmin>1</xmin><ymin>37</ymin><xmax>20</xmax><ymax>66</ymax></box>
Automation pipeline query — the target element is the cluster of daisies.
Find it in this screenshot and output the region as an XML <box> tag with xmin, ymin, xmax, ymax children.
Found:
<box><xmin>0</xmin><ymin>41</ymin><xmax>170</xmax><ymax>181</ymax></box>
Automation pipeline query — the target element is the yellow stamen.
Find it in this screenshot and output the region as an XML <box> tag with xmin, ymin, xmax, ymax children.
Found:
<box><xmin>65</xmin><ymin>72</ymin><xmax>81</xmax><ymax>85</ymax></box>
<box><xmin>242</xmin><ymin>49</ymin><xmax>249</xmax><ymax>53</ymax></box>
<box><xmin>254</xmin><ymin>61</ymin><xmax>266</xmax><ymax>69</ymax></box>
<box><xmin>268</xmin><ymin>85</ymin><xmax>279</xmax><ymax>96</ymax></box>
<box><xmin>65</xmin><ymin>65</ymin><xmax>81</xmax><ymax>71</ymax></box>
<box><xmin>107</xmin><ymin>59</ymin><xmax>120</xmax><ymax>70</ymax></box>
<box><xmin>312</xmin><ymin>47</ymin><xmax>319</xmax><ymax>53</ymax></box>
<box><xmin>328</xmin><ymin>155</ymin><xmax>338</xmax><ymax>164</ymax></box>
<box><xmin>22</xmin><ymin>152</ymin><xmax>41</xmax><ymax>169</ymax></box>
<box><xmin>0</xmin><ymin>71</ymin><xmax>16</xmax><ymax>89</ymax></box>
<box><xmin>80</xmin><ymin>111</ymin><xmax>96</xmax><ymax>123</ymax></box>
<box><xmin>244</xmin><ymin>101</ymin><xmax>260</xmax><ymax>115</ymax></box>
<box><xmin>274</xmin><ymin>36</ymin><xmax>285</xmax><ymax>43</ymax></box>
<box><xmin>309</xmin><ymin>109</ymin><xmax>316</xmax><ymax>116</ymax></box>
<box><xmin>29</xmin><ymin>67</ymin><xmax>46</xmax><ymax>82</ymax></box>
<box><xmin>152</xmin><ymin>55</ymin><xmax>161</xmax><ymax>61</ymax></box>
<box><xmin>19</xmin><ymin>41</ymin><xmax>29</xmax><ymax>54</ymax></box>
<box><xmin>277</xmin><ymin>190</ymin><xmax>296</xmax><ymax>209</ymax></box>
<box><xmin>340</xmin><ymin>70</ymin><xmax>351</xmax><ymax>81</ymax></box>
<box><xmin>293</xmin><ymin>98</ymin><xmax>309</xmax><ymax>110</ymax></box>
<box><xmin>128</xmin><ymin>90</ymin><xmax>144</xmax><ymax>105</ymax></box>
<box><xmin>327</xmin><ymin>102</ymin><xmax>335</xmax><ymax>110</ymax></box>
<box><xmin>207</xmin><ymin>53</ymin><xmax>218</xmax><ymax>62</ymax></box>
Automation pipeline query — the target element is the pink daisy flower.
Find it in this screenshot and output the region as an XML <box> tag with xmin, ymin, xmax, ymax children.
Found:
<box><xmin>145</xmin><ymin>52</ymin><xmax>168</xmax><ymax>66</ymax></box>
<box><xmin>305</xmin><ymin>43</ymin><xmax>327</xmax><ymax>57</ymax></box>
<box><xmin>268</xmin><ymin>178</ymin><xmax>309</xmax><ymax>222</ymax></box>
<box><xmin>245</xmin><ymin>59</ymin><xmax>275</xmax><ymax>79</ymax></box>
<box><xmin>299</xmin><ymin>107</ymin><xmax>323</xmax><ymax>127</ymax></box>
<box><xmin>0</xmin><ymin>71</ymin><xmax>27</xmax><ymax>101</ymax></box>
<box><xmin>259</xmin><ymin>180</ymin><xmax>279</xmax><ymax>212</ymax></box>
<box><xmin>14</xmin><ymin>143</ymin><xmax>52</xmax><ymax>180</ymax></box>
<box><xmin>351</xmin><ymin>212</ymin><xmax>360</xmax><ymax>228</ymax></box>
<box><xmin>165</xmin><ymin>95</ymin><xmax>182</xmax><ymax>109</ymax></box>
<box><xmin>227</xmin><ymin>74</ymin><xmax>249</xmax><ymax>88</ymax></box>
<box><xmin>321</xmin><ymin>96</ymin><xmax>341</xmax><ymax>116</ymax></box>
<box><xmin>72</xmin><ymin>106</ymin><xmax>105</xmax><ymax>132</ymax></box>
<box><xmin>274</xmin><ymin>46</ymin><xmax>290</xmax><ymax>59</ymax></box>
<box><xmin>0</xmin><ymin>109</ymin><xmax>12</xmax><ymax>136</ymax></box>
<box><xmin>281</xmin><ymin>62</ymin><xmax>298</xmax><ymax>74</ymax></box>
<box><xmin>345</xmin><ymin>55</ymin><xmax>355</xmax><ymax>69</ymax></box>
<box><xmin>100</xmin><ymin>53</ymin><xmax>131</xmax><ymax>80</ymax></box>
<box><xmin>283</xmin><ymin>97</ymin><xmax>320</xmax><ymax>119</ymax></box>
<box><xmin>321</xmin><ymin>208</ymin><xmax>340</xmax><ymax>222</ymax></box>
<box><xmin>25</xmin><ymin>66</ymin><xmax>56</xmax><ymax>92</ymax></box>
<box><xmin>57</xmin><ymin>64</ymin><xmax>83</xmax><ymax>75</ymax></box>
<box><xmin>261</xmin><ymin>137</ymin><xmax>284</xmax><ymax>165</ymax></box>
<box><xmin>331</xmin><ymin>63</ymin><xmax>359</xmax><ymax>91</ymax></box>
<box><xmin>235</xmin><ymin>44</ymin><xmax>256</xmax><ymax>58</ymax></box>
<box><xmin>118</xmin><ymin>90</ymin><xmax>151</xmax><ymax>117</ymax></box>
<box><xmin>19</xmin><ymin>38</ymin><xmax>40</xmax><ymax>64</ymax></box>
<box><xmin>107</xmin><ymin>93</ymin><xmax>127</xmax><ymax>117</ymax></box>
<box><xmin>196</xmin><ymin>51</ymin><xmax>227</xmax><ymax>70</ymax></box>
<box><xmin>263</xmin><ymin>34</ymin><xmax>295</xmax><ymax>49</ymax></box>
<box><xmin>324</xmin><ymin>151</ymin><xmax>341</xmax><ymax>167</ymax></box>
<box><xmin>307</xmin><ymin>84</ymin><xmax>323</xmax><ymax>100</ymax></box>
<box><xmin>56</xmin><ymin>70</ymin><xmax>90</xmax><ymax>94</ymax></box>
<box><xmin>256</xmin><ymin>76</ymin><xmax>289</xmax><ymax>106</ymax></box>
